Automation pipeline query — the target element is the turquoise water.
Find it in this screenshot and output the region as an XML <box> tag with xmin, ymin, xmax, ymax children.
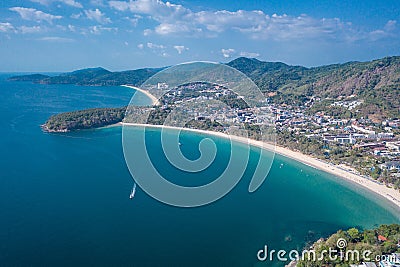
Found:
<box><xmin>0</xmin><ymin>74</ymin><xmax>399</xmax><ymax>266</ymax></box>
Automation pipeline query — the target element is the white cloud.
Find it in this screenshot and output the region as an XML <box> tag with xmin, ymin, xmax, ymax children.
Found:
<box><xmin>107</xmin><ymin>1</ymin><xmax>270</xmax><ymax>37</ymax></box>
<box><xmin>84</xmin><ymin>9</ymin><xmax>111</xmax><ymax>24</ymax></box>
<box><xmin>61</xmin><ymin>0</ymin><xmax>83</xmax><ymax>8</ymax></box>
<box><xmin>109</xmin><ymin>0</ymin><xmax>190</xmax><ymax>21</ymax></box>
<box><xmin>67</xmin><ymin>24</ymin><xmax>76</xmax><ymax>31</ymax></box>
<box><xmin>125</xmin><ymin>15</ymin><xmax>141</xmax><ymax>26</ymax></box>
<box><xmin>368</xmin><ymin>30</ymin><xmax>385</xmax><ymax>40</ymax></box>
<box><xmin>70</xmin><ymin>12</ymin><xmax>82</xmax><ymax>19</ymax></box>
<box><xmin>109</xmin><ymin>0</ymin><xmax>130</xmax><ymax>11</ymax></box>
<box><xmin>137</xmin><ymin>43</ymin><xmax>144</xmax><ymax>49</ymax></box>
<box><xmin>30</xmin><ymin>0</ymin><xmax>48</xmax><ymax>4</ymax></box>
<box><xmin>19</xmin><ymin>25</ymin><xmax>43</xmax><ymax>34</ymax></box>
<box><xmin>155</xmin><ymin>23</ymin><xmax>194</xmax><ymax>35</ymax></box>
<box><xmin>198</xmin><ymin>12</ymin><xmax>349</xmax><ymax>41</ymax></box>
<box><xmin>38</xmin><ymin>36</ymin><xmax>75</xmax><ymax>42</ymax></box>
<box><xmin>367</xmin><ymin>20</ymin><xmax>398</xmax><ymax>41</ymax></box>
<box><xmin>146</xmin><ymin>42</ymin><xmax>169</xmax><ymax>57</ymax></box>
<box><xmin>30</xmin><ymin>0</ymin><xmax>83</xmax><ymax>8</ymax></box>
<box><xmin>0</xmin><ymin>22</ymin><xmax>15</xmax><ymax>33</ymax></box>
<box><xmin>221</xmin><ymin>48</ymin><xmax>235</xmax><ymax>58</ymax></box>
<box><xmin>109</xmin><ymin>0</ymin><xmax>196</xmax><ymax>36</ymax></box>
<box><xmin>384</xmin><ymin>20</ymin><xmax>396</xmax><ymax>32</ymax></box>
<box><xmin>143</xmin><ymin>29</ymin><xmax>152</xmax><ymax>36</ymax></box>
<box><xmin>90</xmin><ymin>0</ymin><xmax>105</xmax><ymax>6</ymax></box>
<box><xmin>107</xmin><ymin>0</ymin><xmax>391</xmax><ymax>43</ymax></box>
<box><xmin>30</xmin><ymin>0</ymin><xmax>51</xmax><ymax>5</ymax></box>
<box><xmin>55</xmin><ymin>24</ymin><xmax>67</xmax><ymax>31</ymax></box>
<box><xmin>194</xmin><ymin>10</ymin><xmax>268</xmax><ymax>33</ymax></box>
<box><xmin>147</xmin><ymin>42</ymin><xmax>165</xmax><ymax>49</ymax></box>
<box><xmin>10</xmin><ymin>7</ymin><xmax>62</xmax><ymax>24</ymax></box>
<box><xmin>239</xmin><ymin>51</ymin><xmax>260</xmax><ymax>58</ymax></box>
<box><xmin>173</xmin><ymin>45</ymin><xmax>188</xmax><ymax>54</ymax></box>
<box><xmin>89</xmin><ymin>25</ymin><xmax>116</xmax><ymax>34</ymax></box>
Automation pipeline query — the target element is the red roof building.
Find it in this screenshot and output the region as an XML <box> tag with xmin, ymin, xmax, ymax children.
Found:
<box><xmin>378</xmin><ymin>235</ymin><xmax>387</xmax><ymax>242</ymax></box>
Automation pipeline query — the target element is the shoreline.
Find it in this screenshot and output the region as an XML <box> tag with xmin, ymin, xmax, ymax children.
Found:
<box><xmin>118</xmin><ymin>122</ymin><xmax>400</xmax><ymax>210</ymax></box>
<box><xmin>121</xmin><ymin>85</ymin><xmax>160</xmax><ymax>105</ymax></box>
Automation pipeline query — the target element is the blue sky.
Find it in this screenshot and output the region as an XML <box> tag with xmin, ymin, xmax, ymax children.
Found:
<box><xmin>0</xmin><ymin>0</ymin><xmax>399</xmax><ymax>71</ymax></box>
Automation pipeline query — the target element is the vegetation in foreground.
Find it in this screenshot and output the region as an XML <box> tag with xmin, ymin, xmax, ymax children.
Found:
<box><xmin>297</xmin><ymin>224</ymin><xmax>400</xmax><ymax>267</ymax></box>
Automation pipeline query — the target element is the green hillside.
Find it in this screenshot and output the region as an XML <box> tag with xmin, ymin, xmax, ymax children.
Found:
<box><xmin>227</xmin><ymin>56</ymin><xmax>400</xmax><ymax>120</ymax></box>
<box><xmin>9</xmin><ymin>67</ymin><xmax>162</xmax><ymax>87</ymax></box>
<box><xmin>9</xmin><ymin>56</ymin><xmax>400</xmax><ymax>120</ymax></box>
<box><xmin>297</xmin><ymin>224</ymin><xmax>400</xmax><ymax>267</ymax></box>
<box><xmin>42</xmin><ymin>107</ymin><xmax>126</xmax><ymax>132</ymax></box>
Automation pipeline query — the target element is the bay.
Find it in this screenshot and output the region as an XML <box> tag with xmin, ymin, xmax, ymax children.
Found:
<box><xmin>0</xmin><ymin>74</ymin><xmax>398</xmax><ymax>267</ymax></box>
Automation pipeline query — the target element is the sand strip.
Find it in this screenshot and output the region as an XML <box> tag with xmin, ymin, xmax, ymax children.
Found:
<box><xmin>121</xmin><ymin>85</ymin><xmax>160</xmax><ymax>105</ymax></box>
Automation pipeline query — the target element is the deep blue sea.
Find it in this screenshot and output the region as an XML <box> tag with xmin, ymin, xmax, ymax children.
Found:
<box><xmin>0</xmin><ymin>74</ymin><xmax>399</xmax><ymax>267</ymax></box>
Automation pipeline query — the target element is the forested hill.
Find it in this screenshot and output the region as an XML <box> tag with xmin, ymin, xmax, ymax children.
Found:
<box><xmin>42</xmin><ymin>107</ymin><xmax>126</xmax><ymax>132</ymax></box>
<box><xmin>227</xmin><ymin>56</ymin><xmax>400</xmax><ymax>119</ymax></box>
<box><xmin>9</xmin><ymin>67</ymin><xmax>163</xmax><ymax>86</ymax></box>
<box><xmin>9</xmin><ymin>56</ymin><xmax>400</xmax><ymax>119</ymax></box>
<box><xmin>227</xmin><ymin>56</ymin><xmax>400</xmax><ymax>98</ymax></box>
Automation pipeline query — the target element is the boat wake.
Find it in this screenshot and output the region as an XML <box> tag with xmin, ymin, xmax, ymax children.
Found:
<box><xmin>130</xmin><ymin>183</ymin><xmax>137</xmax><ymax>199</ymax></box>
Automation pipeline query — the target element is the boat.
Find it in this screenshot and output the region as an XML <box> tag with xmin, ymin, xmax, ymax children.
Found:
<box><xmin>129</xmin><ymin>183</ymin><xmax>137</xmax><ymax>199</ymax></box>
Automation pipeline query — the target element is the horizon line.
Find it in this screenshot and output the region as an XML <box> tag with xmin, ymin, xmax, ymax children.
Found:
<box><xmin>1</xmin><ymin>54</ymin><xmax>399</xmax><ymax>73</ymax></box>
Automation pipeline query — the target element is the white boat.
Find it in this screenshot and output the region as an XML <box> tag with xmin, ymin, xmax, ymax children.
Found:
<box><xmin>129</xmin><ymin>183</ymin><xmax>137</xmax><ymax>199</ymax></box>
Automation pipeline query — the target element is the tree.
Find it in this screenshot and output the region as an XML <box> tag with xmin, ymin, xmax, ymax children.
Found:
<box><xmin>347</xmin><ymin>228</ymin><xmax>361</xmax><ymax>242</ymax></box>
<box><xmin>363</xmin><ymin>230</ymin><xmax>377</xmax><ymax>245</ymax></box>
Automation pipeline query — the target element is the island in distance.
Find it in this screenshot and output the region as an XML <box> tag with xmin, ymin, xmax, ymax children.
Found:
<box><xmin>9</xmin><ymin>67</ymin><xmax>162</xmax><ymax>87</ymax></box>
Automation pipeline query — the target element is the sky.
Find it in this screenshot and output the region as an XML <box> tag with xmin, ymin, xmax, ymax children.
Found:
<box><xmin>0</xmin><ymin>0</ymin><xmax>399</xmax><ymax>72</ymax></box>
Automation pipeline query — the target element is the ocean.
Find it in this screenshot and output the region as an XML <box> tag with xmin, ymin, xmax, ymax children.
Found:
<box><xmin>0</xmin><ymin>74</ymin><xmax>399</xmax><ymax>267</ymax></box>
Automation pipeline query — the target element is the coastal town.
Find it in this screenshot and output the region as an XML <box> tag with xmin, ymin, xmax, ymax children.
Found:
<box><xmin>125</xmin><ymin>81</ymin><xmax>400</xmax><ymax>191</ymax></box>
<box><xmin>271</xmin><ymin>97</ymin><xmax>400</xmax><ymax>189</ymax></box>
<box><xmin>125</xmin><ymin>81</ymin><xmax>274</xmax><ymax>139</ymax></box>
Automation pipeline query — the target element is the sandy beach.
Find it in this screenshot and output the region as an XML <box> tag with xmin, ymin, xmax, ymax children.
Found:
<box><xmin>121</xmin><ymin>85</ymin><xmax>160</xmax><ymax>105</ymax></box>
<box><xmin>120</xmin><ymin>122</ymin><xmax>400</xmax><ymax>209</ymax></box>
<box><xmin>270</xmin><ymin>142</ymin><xmax>400</xmax><ymax>209</ymax></box>
<box><xmin>117</xmin><ymin>84</ymin><xmax>400</xmax><ymax>209</ymax></box>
